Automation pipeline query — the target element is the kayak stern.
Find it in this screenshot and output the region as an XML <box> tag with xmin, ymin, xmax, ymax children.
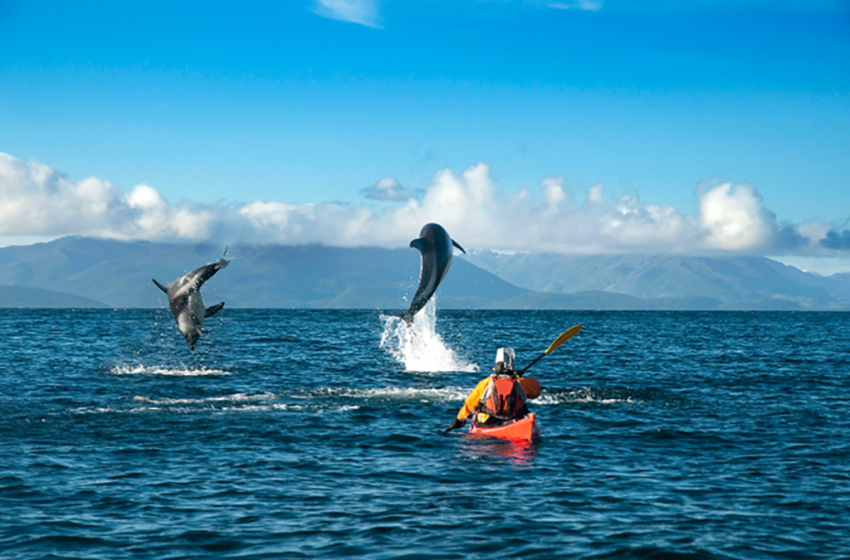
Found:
<box><xmin>468</xmin><ymin>412</ymin><xmax>539</xmax><ymax>441</ymax></box>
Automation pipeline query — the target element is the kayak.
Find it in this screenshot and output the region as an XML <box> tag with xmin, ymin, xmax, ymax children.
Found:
<box><xmin>468</xmin><ymin>413</ymin><xmax>539</xmax><ymax>441</ymax></box>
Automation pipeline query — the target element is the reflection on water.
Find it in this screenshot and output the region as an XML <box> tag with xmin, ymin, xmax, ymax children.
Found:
<box><xmin>458</xmin><ymin>435</ymin><xmax>539</xmax><ymax>468</ymax></box>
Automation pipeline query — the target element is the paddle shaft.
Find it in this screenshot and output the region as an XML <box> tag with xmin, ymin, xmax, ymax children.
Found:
<box><xmin>517</xmin><ymin>353</ymin><xmax>546</xmax><ymax>375</ymax></box>
<box><xmin>517</xmin><ymin>324</ymin><xmax>582</xmax><ymax>375</ymax></box>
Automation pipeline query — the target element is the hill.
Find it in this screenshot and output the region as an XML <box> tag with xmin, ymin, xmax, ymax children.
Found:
<box><xmin>0</xmin><ymin>285</ymin><xmax>107</xmax><ymax>308</ymax></box>
<box><xmin>1</xmin><ymin>238</ymin><xmax>849</xmax><ymax>310</ymax></box>
<box><xmin>0</xmin><ymin>237</ymin><xmax>526</xmax><ymax>309</ymax></box>
<box><xmin>461</xmin><ymin>251</ymin><xmax>850</xmax><ymax>310</ymax></box>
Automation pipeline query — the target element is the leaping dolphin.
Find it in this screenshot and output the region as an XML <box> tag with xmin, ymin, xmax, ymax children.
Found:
<box><xmin>404</xmin><ymin>223</ymin><xmax>465</xmax><ymax>322</ymax></box>
<box><xmin>153</xmin><ymin>249</ymin><xmax>230</xmax><ymax>350</ymax></box>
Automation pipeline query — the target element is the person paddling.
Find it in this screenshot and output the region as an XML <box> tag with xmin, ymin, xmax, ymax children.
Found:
<box><xmin>447</xmin><ymin>348</ymin><xmax>541</xmax><ymax>432</ymax></box>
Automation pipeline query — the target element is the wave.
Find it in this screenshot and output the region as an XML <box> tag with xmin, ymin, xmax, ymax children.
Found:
<box><xmin>534</xmin><ymin>387</ymin><xmax>642</xmax><ymax>406</ymax></box>
<box><xmin>302</xmin><ymin>386</ymin><xmax>469</xmax><ymax>402</ymax></box>
<box><xmin>108</xmin><ymin>364</ymin><xmax>230</xmax><ymax>376</ymax></box>
<box><xmin>132</xmin><ymin>392</ymin><xmax>276</xmax><ymax>406</ymax></box>
<box><xmin>69</xmin><ymin>386</ymin><xmax>472</xmax><ymax>417</ymax></box>
<box><xmin>72</xmin><ymin>391</ymin><xmax>361</xmax><ymax>415</ymax></box>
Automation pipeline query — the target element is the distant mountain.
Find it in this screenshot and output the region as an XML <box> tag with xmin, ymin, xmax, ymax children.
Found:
<box><xmin>1</xmin><ymin>237</ymin><xmax>849</xmax><ymax>310</ymax></box>
<box><xmin>461</xmin><ymin>251</ymin><xmax>850</xmax><ymax>310</ymax></box>
<box><xmin>0</xmin><ymin>237</ymin><xmax>526</xmax><ymax>309</ymax></box>
<box><xmin>0</xmin><ymin>285</ymin><xmax>107</xmax><ymax>308</ymax></box>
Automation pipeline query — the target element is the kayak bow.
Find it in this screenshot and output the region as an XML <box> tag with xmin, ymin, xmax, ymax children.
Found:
<box><xmin>468</xmin><ymin>413</ymin><xmax>539</xmax><ymax>441</ymax></box>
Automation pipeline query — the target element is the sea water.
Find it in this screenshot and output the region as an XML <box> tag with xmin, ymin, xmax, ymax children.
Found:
<box><xmin>1</xmin><ymin>307</ymin><xmax>849</xmax><ymax>559</ymax></box>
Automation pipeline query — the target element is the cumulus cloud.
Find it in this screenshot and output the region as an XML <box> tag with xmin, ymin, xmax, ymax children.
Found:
<box><xmin>361</xmin><ymin>177</ymin><xmax>414</xmax><ymax>201</ymax></box>
<box><xmin>0</xmin><ymin>152</ymin><xmax>844</xmax><ymax>256</ymax></box>
<box><xmin>699</xmin><ymin>182</ymin><xmax>774</xmax><ymax>250</ymax></box>
<box><xmin>0</xmin><ymin>153</ymin><xmax>218</xmax><ymax>242</ymax></box>
<box><xmin>312</xmin><ymin>0</ymin><xmax>382</xmax><ymax>27</ymax></box>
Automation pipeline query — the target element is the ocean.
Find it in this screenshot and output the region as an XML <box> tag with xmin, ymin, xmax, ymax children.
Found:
<box><xmin>1</xmin><ymin>303</ymin><xmax>849</xmax><ymax>559</ymax></box>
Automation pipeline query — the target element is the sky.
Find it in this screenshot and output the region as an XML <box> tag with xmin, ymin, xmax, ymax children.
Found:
<box><xmin>1</xmin><ymin>0</ymin><xmax>849</xmax><ymax>272</ymax></box>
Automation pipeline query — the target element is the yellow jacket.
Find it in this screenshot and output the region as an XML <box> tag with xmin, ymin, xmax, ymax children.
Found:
<box><xmin>455</xmin><ymin>375</ymin><xmax>540</xmax><ymax>420</ymax></box>
<box><xmin>456</xmin><ymin>377</ymin><xmax>492</xmax><ymax>420</ymax></box>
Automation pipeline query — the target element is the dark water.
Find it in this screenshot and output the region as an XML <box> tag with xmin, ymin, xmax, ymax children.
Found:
<box><xmin>1</xmin><ymin>308</ymin><xmax>849</xmax><ymax>559</ymax></box>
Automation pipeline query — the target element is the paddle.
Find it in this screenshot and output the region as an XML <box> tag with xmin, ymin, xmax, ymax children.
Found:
<box><xmin>517</xmin><ymin>324</ymin><xmax>582</xmax><ymax>375</ymax></box>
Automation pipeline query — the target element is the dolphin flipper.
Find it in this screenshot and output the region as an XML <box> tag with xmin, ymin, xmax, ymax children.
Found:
<box><xmin>410</xmin><ymin>237</ymin><xmax>434</xmax><ymax>253</ymax></box>
<box><xmin>153</xmin><ymin>279</ymin><xmax>169</xmax><ymax>293</ymax></box>
<box><xmin>154</xmin><ymin>248</ymin><xmax>231</xmax><ymax>350</ymax></box>
<box><xmin>452</xmin><ymin>240</ymin><xmax>466</xmax><ymax>254</ymax></box>
<box><xmin>205</xmin><ymin>302</ymin><xmax>225</xmax><ymax>318</ymax></box>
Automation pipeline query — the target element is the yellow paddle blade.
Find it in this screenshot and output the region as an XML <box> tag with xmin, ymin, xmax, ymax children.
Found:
<box><xmin>544</xmin><ymin>325</ymin><xmax>582</xmax><ymax>355</ymax></box>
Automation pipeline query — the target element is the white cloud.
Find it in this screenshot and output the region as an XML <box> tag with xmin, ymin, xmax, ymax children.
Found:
<box><xmin>312</xmin><ymin>0</ymin><xmax>382</xmax><ymax>27</ymax></box>
<box><xmin>548</xmin><ymin>0</ymin><xmax>603</xmax><ymax>11</ymax></box>
<box><xmin>361</xmin><ymin>177</ymin><xmax>414</xmax><ymax>201</ymax></box>
<box><xmin>541</xmin><ymin>176</ymin><xmax>567</xmax><ymax>211</ymax></box>
<box><xmin>699</xmin><ymin>182</ymin><xmax>775</xmax><ymax>250</ymax></box>
<box><xmin>0</xmin><ymin>153</ymin><xmax>216</xmax><ymax>242</ymax></box>
<box><xmin>0</xmin><ymin>152</ymin><xmax>842</xmax><ymax>256</ymax></box>
<box><xmin>586</xmin><ymin>183</ymin><xmax>604</xmax><ymax>204</ymax></box>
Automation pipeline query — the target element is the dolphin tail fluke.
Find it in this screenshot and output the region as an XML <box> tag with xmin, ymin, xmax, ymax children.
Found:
<box><xmin>153</xmin><ymin>279</ymin><xmax>169</xmax><ymax>293</ymax></box>
<box><xmin>205</xmin><ymin>302</ymin><xmax>225</xmax><ymax>318</ymax></box>
<box><xmin>452</xmin><ymin>240</ymin><xmax>466</xmax><ymax>254</ymax></box>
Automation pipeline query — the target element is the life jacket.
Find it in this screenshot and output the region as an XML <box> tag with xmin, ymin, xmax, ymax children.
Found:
<box><xmin>478</xmin><ymin>375</ymin><xmax>528</xmax><ymax>420</ymax></box>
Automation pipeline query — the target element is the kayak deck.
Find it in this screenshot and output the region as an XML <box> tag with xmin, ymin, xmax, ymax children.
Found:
<box><xmin>468</xmin><ymin>412</ymin><xmax>539</xmax><ymax>441</ymax></box>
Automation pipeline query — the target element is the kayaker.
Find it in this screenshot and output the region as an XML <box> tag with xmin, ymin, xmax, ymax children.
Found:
<box><xmin>447</xmin><ymin>348</ymin><xmax>541</xmax><ymax>432</ymax></box>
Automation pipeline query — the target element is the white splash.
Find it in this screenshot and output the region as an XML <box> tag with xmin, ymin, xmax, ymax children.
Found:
<box><xmin>534</xmin><ymin>388</ymin><xmax>639</xmax><ymax>406</ymax></box>
<box><xmin>108</xmin><ymin>364</ymin><xmax>230</xmax><ymax>376</ymax></box>
<box><xmin>379</xmin><ymin>298</ymin><xmax>478</xmax><ymax>373</ymax></box>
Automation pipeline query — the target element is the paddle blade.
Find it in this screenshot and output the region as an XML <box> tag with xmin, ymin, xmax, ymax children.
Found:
<box><xmin>544</xmin><ymin>325</ymin><xmax>582</xmax><ymax>355</ymax></box>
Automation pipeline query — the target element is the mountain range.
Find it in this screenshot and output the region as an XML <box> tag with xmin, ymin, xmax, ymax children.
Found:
<box><xmin>1</xmin><ymin>237</ymin><xmax>848</xmax><ymax>310</ymax></box>
<box><xmin>463</xmin><ymin>251</ymin><xmax>850</xmax><ymax>310</ymax></box>
<box><xmin>0</xmin><ymin>237</ymin><xmax>524</xmax><ymax>309</ymax></box>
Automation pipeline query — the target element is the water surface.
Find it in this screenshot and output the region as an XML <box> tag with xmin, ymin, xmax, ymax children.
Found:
<box><xmin>1</xmin><ymin>308</ymin><xmax>848</xmax><ymax>559</ymax></box>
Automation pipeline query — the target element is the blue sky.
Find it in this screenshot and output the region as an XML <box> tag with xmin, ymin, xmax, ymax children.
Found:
<box><xmin>1</xmin><ymin>0</ymin><xmax>849</xmax><ymax>271</ymax></box>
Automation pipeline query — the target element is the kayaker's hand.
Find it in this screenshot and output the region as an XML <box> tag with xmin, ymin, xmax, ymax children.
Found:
<box><xmin>447</xmin><ymin>417</ymin><xmax>466</xmax><ymax>432</ymax></box>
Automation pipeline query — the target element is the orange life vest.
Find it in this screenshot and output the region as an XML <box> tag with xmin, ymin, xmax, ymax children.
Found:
<box><xmin>478</xmin><ymin>375</ymin><xmax>528</xmax><ymax>420</ymax></box>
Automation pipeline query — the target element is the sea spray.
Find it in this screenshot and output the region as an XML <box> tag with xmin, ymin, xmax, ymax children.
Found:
<box><xmin>380</xmin><ymin>299</ymin><xmax>478</xmax><ymax>373</ymax></box>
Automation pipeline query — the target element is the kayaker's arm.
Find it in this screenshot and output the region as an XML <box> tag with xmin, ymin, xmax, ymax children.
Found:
<box><xmin>447</xmin><ymin>416</ymin><xmax>465</xmax><ymax>432</ymax></box>
<box><xmin>446</xmin><ymin>377</ymin><xmax>492</xmax><ymax>433</ymax></box>
<box><xmin>456</xmin><ymin>377</ymin><xmax>491</xmax><ymax>420</ymax></box>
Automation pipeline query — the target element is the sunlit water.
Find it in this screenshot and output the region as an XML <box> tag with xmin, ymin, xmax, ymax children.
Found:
<box><xmin>1</xmin><ymin>309</ymin><xmax>849</xmax><ymax>559</ymax></box>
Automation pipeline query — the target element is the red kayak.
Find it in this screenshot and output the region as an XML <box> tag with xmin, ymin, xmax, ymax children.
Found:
<box><xmin>468</xmin><ymin>413</ymin><xmax>539</xmax><ymax>441</ymax></box>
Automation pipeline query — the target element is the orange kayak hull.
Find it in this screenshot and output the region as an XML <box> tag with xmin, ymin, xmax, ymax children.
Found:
<box><xmin>468</xmin><ymin>413</ymin><xmax>540</xmax><ymax>441</ymax></box>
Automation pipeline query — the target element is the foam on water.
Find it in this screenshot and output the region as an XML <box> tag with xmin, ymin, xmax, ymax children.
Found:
<box><xmin>132</xmin><ymin>392</ymin><xmax>275</xmax><ymax>405</ymax></box>
<box><xmin>303</xmin><ymin>386</ymin><xmax>470</xmax><ymax>402</ymax></box>
<box><xmin>379</xmin><ymin>299</ymin><xmax>478</xmax><ymax>373</ymax></box>
<box><xmin>109</xmin><ymin>364</ymin><xmax>230</xmax><ymax>376</ymax></box>
<box><xmin>534</xmin><ymin>388</ymin><xmax>642</xmax><ymax>406</ymax></box>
